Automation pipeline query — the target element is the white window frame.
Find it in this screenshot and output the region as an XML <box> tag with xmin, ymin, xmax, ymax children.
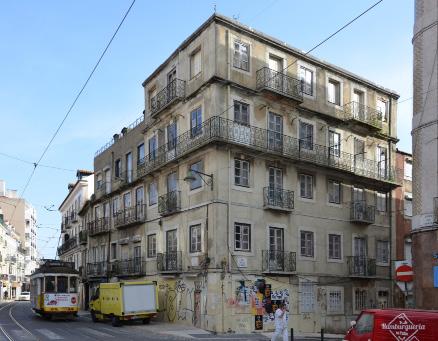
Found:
<box><xmin>376</xmin><ymin>192</ymin><xmax>387</xmax><ymax>213</ymax></box>
<box><xmin>232</xmin><ymin>221</ymin><xmax>252</xmax><ymax>255</ymax></box>
<box><xmin>190</xmin><ymin>47</ymin><xmax>202</xmax><ymax>79</ymax></box>
<box><xmin>233</xmin><ymin>100</ymin><xmax>250</xmax><ymax>126</ymax></box>
<box><xmin>299</xmin><ymin>280</ymin><xmax>316</xmax><ymax>313</ymax></box>
<box><xmin>353</xmin><ymin>288</ymin><xmax>368</xmax><ymax>314</ymax></box>
<box><xmin>328</xmin><ymin>129</ymin><xmax>341</xmax><ymax>158</ymax></box>
<box><xmin>376</xmin><ymin>97</ymin><xmax>388</xmax><ymax>122</ymax></box>
<box><xmin>350</xmin><ymin>83</ymin><xmax>368</xmax><ymax>108</ymax></box>
<box><xmin>232</xmin><ymin>39</ymin><xmax>250</xmax><ymax>73</ymax></box>
<box><xmin>327</xmin><ymin>179</ymin><xmax>341</xmax><ymax>205</ymax></box>
<box><xmin>188</xmin><ymin>160</ymin><xmax>204</xmax><ymax>192</ymax></box>
<box><xmin>376</xmin><ymin>240</ymin><xmax>390</xmax><ymax>266</ymax></box>
<box><xmin>327</xmin><ymin>232</ymin><xmax>343</xmax><ymax>263</ymax></box>
<box><xmin>189</xmin><ymin>221</ymin><xmax>203</xmax><ymax>255</ymax></box>
<box><xmin>326</xmin><ymin>73</ymin><xmax>343</xmax><ymax>108</ymax></box>
<box><xmin>297</xmin><ymin>61</ymin><xmax>316</xmax><ymax>99</ymax></box>
<box><xmin>326</xmin><ymin>287</ymin><xmax>344</xmax><ymax>314</ymax></box>
<box><xmin>299</xmin><ymin>228</ymin><xmax>316</xmax><ymax>260</ymax></box>
<box><xmin>234</xmin><ymin>158</ymin><xmax>250</xmax><ymax>188</ymax></box>
<box><xmin>299</xmin><ymin>173</ymin><xmax>314</xmax><ymax>200</ymax></box>
<box><xmin>299</xmin><ymin>120</ymin><xmax>314</xmax><ymax>151</ymax></box>
<box><xmin>148</xmin><ymin>181</ymin><xmax>158</xmax><ymax>207</ymax></box>
<box><xmin>404</xmin><ymin>159</ymin><xmax>412</xmax><ymax>180</ymax></box>
<box><xmin>146</xmin><ymin>233</ymin><xmax>157</xmax><ymax>259</ymax></box>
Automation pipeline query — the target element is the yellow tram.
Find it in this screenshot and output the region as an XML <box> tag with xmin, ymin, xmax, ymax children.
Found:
<box><xmin>30</xmin><ymin>260</ymin><xmax>80</xmax><ymax>319</ymax></box>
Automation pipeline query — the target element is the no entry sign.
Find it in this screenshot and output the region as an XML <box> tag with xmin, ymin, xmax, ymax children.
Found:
<box><xmin>396</xmin><ymin>264</ymin><xmax>413</xmax><ymax>282</ymax></box>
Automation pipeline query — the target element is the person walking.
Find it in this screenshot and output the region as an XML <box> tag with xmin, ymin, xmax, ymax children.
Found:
<box><xmin>271</xmin><ymin>302</ymin><xmax>288</xmax><ymax>341</ymax></box>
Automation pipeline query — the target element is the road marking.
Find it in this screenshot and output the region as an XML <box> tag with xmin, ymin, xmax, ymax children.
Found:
<box><xmin>10</xmin><ymin>329</ymin><xmax>34</xmax><ymax>340</ymax></box>
<box><xmin>79</xmin><ymin>328</ymin><xmax>114</xmax><ymax>338</ymax></box>
<box><xmin>0</xmin><ymin>326</ymin><xmax>13</xmax><ymax>341</ymax></box>
<box><xmin>9</xmin><ymin>304</ymin><xmax>38</xmax><ymax>340</ymax></box>
<box><xmin>35</xmin><ymin>329</ymin><xmax>63</xmax><ymax>340</ymax></box>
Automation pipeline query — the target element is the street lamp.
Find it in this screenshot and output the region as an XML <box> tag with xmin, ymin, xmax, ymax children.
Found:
<box><xmin>184</xmin><ymin>169</ymin><xmax>213</xmax><ymax>190</ymax></box>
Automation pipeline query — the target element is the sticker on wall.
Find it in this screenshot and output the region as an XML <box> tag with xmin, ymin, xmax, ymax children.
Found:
<box><xmin>255</xmin><ymin>315</ymin><xmax>263</xmax><ymax>330</ymax></box>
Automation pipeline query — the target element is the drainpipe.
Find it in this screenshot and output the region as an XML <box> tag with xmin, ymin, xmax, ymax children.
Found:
<box><xmin>388</xmin><ymin>97</ymin><xmax>393</xmax><ymax>307</ymax></box>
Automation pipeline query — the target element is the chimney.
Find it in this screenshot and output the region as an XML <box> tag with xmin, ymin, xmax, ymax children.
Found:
<box><xmin>121</xmin><ymin>127</ymin><xmax>128</xmax><ymax>135</ymax></box>
<box><xmin>113</xmin><ymin>133</ymin><xmax>119</xmax><ymax>142</ymax></box>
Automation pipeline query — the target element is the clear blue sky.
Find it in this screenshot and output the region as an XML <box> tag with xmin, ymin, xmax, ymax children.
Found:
<box><xmin>0</xmin><ymin>0</ymin><xmax>413</xmax><ymax>258</ymax></box>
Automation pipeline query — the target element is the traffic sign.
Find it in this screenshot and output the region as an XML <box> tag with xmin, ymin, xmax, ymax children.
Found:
<box><xmin>396</xmin><ymin>264</ymin><xmax>413</xmax><ymax>282</ymax></box>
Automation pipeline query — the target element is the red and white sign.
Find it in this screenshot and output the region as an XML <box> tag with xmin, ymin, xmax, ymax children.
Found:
<box><xmin>44</xmin><ymin>293</ymin><xmax>78</xmax><ymax>308</ymax></box>
<box><xmin>381</xmin><ymin>313</ymin><xmax>425</xmax><ymax>341</ymax></box>
<box><xmin>396</xmin><ymin>264</ymin><xmax>413</xmax><ymax>282</ymax></box>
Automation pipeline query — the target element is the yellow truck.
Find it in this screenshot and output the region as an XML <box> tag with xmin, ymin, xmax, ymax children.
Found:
<box><xmin>89</xmin><ymin>281</ymin><xmax>158</xmax><ymax>327</ymax></box>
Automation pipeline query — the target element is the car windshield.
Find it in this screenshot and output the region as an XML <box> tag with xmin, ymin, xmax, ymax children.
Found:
<box><xmin>355</xmin><ymin>313</ymin><xmax>374</xmax><ymax>335</ymax></box>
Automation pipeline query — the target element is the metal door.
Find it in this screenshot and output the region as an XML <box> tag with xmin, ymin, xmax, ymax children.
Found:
<box><xmin>354</xmin><ymin>139</ymin><xmax>365</xmax><ymax>173</ymax></box>
<box><xmin>269</xmin><ymin>227</ymin><xmax>284</xmax><ymax>271</ymax></box>
<box><xmin>268</xmin><ymin>112</ymin><xmax>283</xmax><ymax>152</ymax></box>
<box><xmin>353</xmin><ymin>237</ymin><xmax>367</xmax><ymax>275</ymax></box>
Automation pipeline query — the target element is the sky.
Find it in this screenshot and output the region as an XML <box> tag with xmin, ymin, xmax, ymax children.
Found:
<box><xmin>0</xmin><ymin>0</ymin><xmax>414</xmax><ymax>258</ymax></box>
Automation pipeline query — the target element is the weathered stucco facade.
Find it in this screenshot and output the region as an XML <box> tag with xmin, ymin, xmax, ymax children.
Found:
<box><xmin>85</xmin><ymin>14</ymin><xmax>399</xmax><ymax>333</ymax></box>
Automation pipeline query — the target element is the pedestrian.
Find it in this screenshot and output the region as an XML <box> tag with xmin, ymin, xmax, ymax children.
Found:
<box><xmin>271</xmin><ymin>302</ymin><xmax>288</xmax><ymax>341</ymax></box>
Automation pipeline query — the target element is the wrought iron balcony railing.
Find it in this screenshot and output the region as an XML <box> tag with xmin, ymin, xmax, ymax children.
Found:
<box><xmin>263</xmin><ymin>187</ymin><xmax>294</xmax><ymax>211</ymax></box>
<box><xmin>95</xmin><ymin>181</ymin><xmax>111</xmax><ymax>198</ymax></box>
<box><xmin>79</xmin><ymin>230</ymin><xmax>88</xmax><ymax>245</ymax></box>
<box><xmin>150</xmin><ymin>79</ymin><xmax>186</xmax><ymax>117</ymax></box>
<box><xmin>350</xmin><ymin>201</ymin><xmax>376</xmax><ymax>224</ymax></box>
<box><xmin>343</xmin><ymin>101</ymin><xmax>383</xmax><ymax>129</ymax></box>
<box><xmin>137</xmin><ymin>116</ymin><xmax>399</xmax><ymax>185</ymax></box>
<box><xmin>256</xmin><ymin>67</ymin><xmax>303</xmax><ymax>102</ymax></box>
<box><xmin>158</xmin><ymin>191</ymin><xmax>181</xmax><ymax>216</ymax></box>
<box><xmin>262</xmin><ymin>250</ymin><xmax>296</xmax><ymax>272</ymax></box>
<box><xmin>70</xmin><ymin>210</ymin><xmax>78</xmax><ymax>223</ymax></box>
<box><xmin>114</xmin><ymin>170</ymin><xmax>134</xmax><ymax>187</ymax></box>
<box><xmin>86</xmin><ymin>261</ymin><xmax>107</xmax><ymax>277</ymax></box>
<box><xmin>57</xmin><ymin>237</ymin><xmax>78</xmax><ymax>256</ymax></box>
<box><xmin>88</xmin><ymin>217</ymin><xmax>111</xmax><ymax>236</ymax></box>
<box><xmin>110</xmin><ymin>258</ymin><xmax>144</xmax><ymax>276</ymax></box>
<box><xmin>157</xmin><ymin>251</ymin><xmax>182</xmax><ymax>272</ymax></box>
<box><xmin>113</xmin><ymin>204</ymin><xmax>146</xmax><ymax>228</ymax></box>
<box><xmin>347</xmin><ymin>256</ymin><xmax>376</xmax><ymax>277</ymax></box>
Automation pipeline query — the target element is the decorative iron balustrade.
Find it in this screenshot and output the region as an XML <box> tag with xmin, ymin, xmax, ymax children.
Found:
<box><xmin>79</xmin><ymin>230</ymin><xmax>88</xmax><ymax>244</ymax></box>
<box><xmin>95</xmin><ymin>181</ymin><xmax>110</xmax><ymax>198</ymax></box>
<box><xmin>110</xmin><ymin>258</ymin><xmax>143</xmax><ymax>276</ymax></box>
<box><xmin>158</xmin><ymin>191</ymin><xmax>181</xmax><ymax>216</ymax></box>
<box><xmin>114</xmin><ymin>170</ymin><xmax>134</xmax><ymax>187</ymax></box>
<box><xmin>137</xmin><ymin>116</ymin><xmax>399</xmax><ymax>185</ymax></box>
<box><xmin>86</xmin><ymin>261</ymin><xmax>107</xmax><ymax>277</ymax></box>
<box><xmin>262</xmin><ymin>250</ymin><xmax>296</xmax><ymax>272</ymax></box>
<box><xmin>157</xmin><ymin>251</ymin><xmax>182</xmax><ymax>272</ymax></box>
<box><xmin>343</xmin><ymin>101</ymin><xmax>383</xmax><ymax>129</ymax></box>
<box><xmin>150</xmin><ymin>79</ymin><xmax>186</xmax><ymax>116</ymax></box>
<box><xmin>70</xmin><ymin>210</ymin><xmax>78</xmax><ymax>223</ymax></box>
<box><xmin>350</xmin><ymin>201</ymin><xmax>376</xmax><ymax>224</ymax></box>
<box><xmin>263</xmin><ymin>187</ymin><xmax>294</xmax><ymax>211</ymax></box>
<box><xmin>57</xmin><ymin>237</ymin><xmax>78</xmax><ymax>256</ymax></box>
<box><xmin>88</xmin><ymin>217</ymin><xmax>111</xmax><ymax>236</ymax></box>
<box><xmin>113</xmin><ymin>204</ymin><xmax>146</xmax><ymax>228</ymax></box>
<box><xmin>256</xmin><ymin>67</ymin><xmax>303</xmax><ymax>102</ymax></box>
<box><xmin>347</xmin><ymin>256</ymin><xmax>376</xmax><ymax>277</ymax></box>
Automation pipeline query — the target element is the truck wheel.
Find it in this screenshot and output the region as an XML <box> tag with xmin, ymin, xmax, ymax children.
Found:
<box><xmin>111</xmin><ymin>316</ymin><xmax>121</xmax><ymax>327</ymax></box>
<box><xmin>91</xmin><ymin>311</ymin><xmax>98</xmax><ymax>323</ymax></box>
<box><xmin>142</xmin><ymin>318</ymin><xmax>150</xmax><ymax>324</ymax></box>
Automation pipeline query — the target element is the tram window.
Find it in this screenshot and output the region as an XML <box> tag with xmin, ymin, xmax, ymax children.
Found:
<box><xmin>57</xmin><ymin>276</ymin><xmax>68</xmax><ymax>293</ymax></box>
<box><xmin>69</xmin><ymin>277</ymin><xmax>78</xmax><ymax>293</ymax></box>
<box><xmin>45</xmin><ymin>276</ymin><xmax>55</xmax><ymax>293</ymax></box>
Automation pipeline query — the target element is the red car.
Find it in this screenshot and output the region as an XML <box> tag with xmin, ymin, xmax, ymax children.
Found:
<box><xmin>344</xmin><ymin>309</ymin><xmax>438</xmax><ymax>341</ymax></box>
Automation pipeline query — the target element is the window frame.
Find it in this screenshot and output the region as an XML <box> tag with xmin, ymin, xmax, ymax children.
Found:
<box><xmin>328</xmin><ymin>179</ymin><xmax>341</xmax><ymax>205</ymax></box>
<box><xmin>189</xmin><ymin>224</ymin><xmax>202</xmax><ymax>254</ymax></box>
<box><xmin>299</xmin><ymin>281</ymin><xmax>315</xmax><ymax>313</ymax></box>
<box><xmin>329</xmin><ymin>130</ymin><xmax>341</xmax><ymax>157</ymax></box>
<box><xmin>376</xmin><ymin>240</ymin><xmax>390</xmax><ymax>266</ymax></box>
<box><xmin>299</xmin><ymin>120</ymin><xmax>314</xmax><ymax>151</ymax></box>
<box><xmin>147</xmin><ymin>234</ymin><xmax>157</xmax><ymax>258</ymax></box>
<box><xmin>190</xmin><ymin>47</ymin><xmax>202</xmax><ymax>79</ymax></box>
<box><xmin>327</xmin><ymin>287</ymin><xmax>344</xmax><ymax>314</ymax></box>
<box><xmin>189</xmin><ymin>160</ymin><xmax>203</xmax><ymax>191</ymax></box>
<box><xmin>300</xmin><ymin>230</ymin><xmax>315</xmax><ymax>259</ymax></box>
<box><xmin>233</xmin><ymin>40</ymin><xmax>250</xmax><ymax>72</ymax></box>
<box><xmin>234</xmin><ymin>100</ymin><xmax>250</xmax><ymax>126</ymax></box>
<box><xmin>376</xmin><ymin>192</ymin><xmax>387</xmax><ymax>213</ymax></box>
<box><xmin>328</xmin><ymin>233</ymin><xmax>343</xmax><ymax>262</ymax></box>
<box><xmin>148</xmin><ymin>181</ymin><xmax>158</xmax><ymax>206</ymax></box>
<box><xmin>234</xmin><ymin>222</ymin><xmax>251</xmax><ymax>252</ymax></box>
<box><xmin>234</xmin><ymin>158</ymin><xmax>250</xmax><ymax>188</ymax></box>
<box><xmin>299</xmin><ymin>173</ymin><xmax>314</xmax><ymax>200</ymax></box>
<box><xmin>190</xmin><ymin>107</ymin><xmax>203</xmax><ymax>137</ymax></box>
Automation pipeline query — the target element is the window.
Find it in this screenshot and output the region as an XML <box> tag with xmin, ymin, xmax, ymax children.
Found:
<box><xmin>299</xmin><ymin>174</ymin><xmax>313</xmax><ymax>199</ymax></box>
<box><xmin>327</xmin><ymin>289</ymin><xmax>343</xmax><ymax>314</ymax></box>
<box><xmin>112</xmin><ymin>197</ymin><xmax>120</xmax><ymax>216</ymax></box>
<box><xmin>299</xmin><ymin>281</ymin><xmax>315</xmax><ymax>313</ymax></box>
<box><xmin>299</xmin><ymin>121</ymin><xmax>313</xmax><ymax>150</ymax></box>
<box><xmin>147</xmin><ymin>234</ymin><xmax>156</xmax><ymax>258</ymax></box>
<box><xmin>190</xmin><ymin>107</ymin><xmax>202</xmax><ymax>137</ymax></box>
<box><xmin>137</xmin><ymin>143</ymin><xmax>145</xmax><ymax>164</ymax></box>
<box><xmin>167</xmin><ymin>122</ymin><xmax>177</xmax><ymax>150</ymax></box>
<box><xmin>376</xmin><ymin>192</ymin><xmax>387</xmax><ymax>212</ymax></box>
<box><xmin>300</xmin><ymin>66</ymin><xmax>314</xmax><ymax>96</ymax></box>
<box><xmin>69</xmin><ymin>277</ymin><xmax>78</xmax><ymax>293</ymax></box>
<box><xmin>105</xmin><ymin>169</ymin><xmax>111</xmax><ymax>193</ymax></box>
<box><xmin>354</xmin><ymin>289</ymin><xmax>367</xmax><ymax>312</ymax></box>
<box><xmin>136</xmin><ymin>186</ymin><xmax>144</xmax><ymax>205</ymax></box>
<box><xmin>148</xmin><ymin>181</ymin><xmax>158</xmax><ymax>206</ymax></box>
<box><xmin>355</xmin><ymin>312</ymin><xmax>374</xmax><ymax>334</ymax></box>
<box><xmin>300</xmin><ymin>230</ymin><xmax>314</xmax><ymax>258</ymax></box>
<box><xmin>45</xmin><ymin>276</ymin><xmax>55</xmax><ymax>293</ymax></box>
<box><xmin>190</xmin><ymin>48</ymin><xmax>201</xmax><ymax>78</ymax></box>
<box><xmin>234</xmin><ymin>159</ymin><xmax>250</xmax><ymax>187</ymax></box>
<box><xmin>234</xmin><ymin>101</ymin><xmax>249</xmax><ymax>125</ymax></box>
<box><xmin>328</xmin><ymin>79</ymin><xmax>341</xmax><ymax>105</ymax></box>
<box><xmin>376</xmin><ymin>99</ymin><xmax>387</xmax><ymax>121</ymax></box>
<box><xmin>96</xmin><ymin>173</ymin><xmax>103</xmax><ymax>189</ymax></box>
<box><xmin>269</xmin><ymin>227</ymin><xmax>284</xmax><ymax>251</ymax></box>
<box><xmin>234</xmin><ymin>223</ymin><xmax>251</xmax><ymax>251</ymax></box>
<box><xmin>148</xmin><ymin>87</ymin><xmax>157</xmax><ymax>110</ymax></box>
<box><xmin>328</xmin><ymin>234</ymin><xmax>342</xmax><ymax>260</ymax></box>
<box><xmin>115</xmin><ymin>159</ymin><xmax>121</xmax><ymax>178</ymax></box>
<box><xmin>404</xmin><ymin>193</ymin><xmax>412</xmax><ymax>217</ymax></box>
<box><xmin>404</xmin><ymin>159</ymin><xmax>412</xmax><ymax>180</ymax></box>
<box><xmin>126</xmin><ymin>152</ymin><xmax>133</xmax><ymax>183</ymax></box>
<box><xmin>111</xmin><ymin>243</ymin><xmax>117</xmax><ymax>260</ymax></box>
<box><xmin>123</xmin><ymin>192</ymin><xmax>131</xmax><ymax>208</ymax></box>
<box><xmin>233</xmin><ymin>41</ymin><xmax>249</xmax><ymax>71</ymax></box>
<box><xmin>329</xmin><ymin>130</ymin><xmax>340</xmax><ymax>157</ymax></box>
<box><xmin>328</xmin><ymin>180</ymin><xmax>341</xmax><ymax>204</ymax></box>
<box><xmin>57</xmin><ymin>276</ymin><xmax>68</xmax><ymax>293</ymax></box>
<box><xmin>376</xmin><ymin>240</ymin><xmax>389</xmax><ymax>264</ymax></box>
<box><xmin>190</xmin><ymin>224</ymin><xmax>202</xmax><ymax>253</ymax></box>
<box><xmin>189</xmin><ymin>161</ymin><xmax>203</xmax><ymax>190</ymax></box>
<box><xmin>377</xmin><ymin>146</ymin><xmax>387</xmax><ymax>178</ymax></box>
<box><xmin>148</xmin><ymin>136</ymin><xmax>157</xmax><ymax>161</ymax></box>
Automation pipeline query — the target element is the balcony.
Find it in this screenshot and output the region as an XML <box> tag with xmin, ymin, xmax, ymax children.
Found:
<box><xmin>256</xmin><ymin>67</ymin><xmax>303</xmax><ymax>102</ymax></box>
<box><xmin>343</xmin><ymin>102</ymin><xmax>383</xmax><ymax>130</ymax></box>
<box><xmin>70</xmin><ymin>210</ymin><xmax>78</xmax><ymax>223</ymax></box>
<box><xmin>347</xmin><ymin>256</ymin><xmax>376</xmax><ymax>277</ymax></box>
<box><xmin>79</xmin><ymin>230</ymin><xmax>88</xmax><ymax>245</ymax></box>
<box><xmin>157</xmin><ymin>251</ymin><xmax>182</xmax><ymax>273</ymax></box>
<box><xmin>158</xmin><ymin>191</ymin><xmax>181</xmax><ymax>216</ymax></box>
<box><xmin>110</xmin><ymin>258</ymin><xmax>144</xmax><ymax>277</ymax></box>
<box><xmin>114</xmin><ymin>204</ymin><xmax>146</xmax><ymax>229</ymax></box>
<box><xmin>150</xmin><ymin>79</ymin><xmax>186</xmax><ymax>117</ymax></box>
<box><xmin>95</xmin><ymin>181</ymin><xmax>110</xmax><ymax>198</ymax></box>
<box><xmin>262</xmin><ymin>250</ymin><xmax>296</xmax><ymax>273</ymax></box>
<box><xmin>136</xmin><ymin>117</ymin><xmax>399</xmax><ymax>189</ymax></box>
<box><xmin>114</xmin><ymin>170</ymin><xmax>134</xmax><ymax>188</ymax></box>
<box><xmin>350</xmin><ymin>201</ymin><xmax>376</xmax><ymax>224</ymax></box>
<box><xmin>263</xmin><ymin>187</ymin><xmax>294</xmax><ymax>212</ymax></box>
<box><xmin>86</xmin><ymin>262</ymin><xmax>107</xmax><ymax>277</ymax></box>
<box><xmin>88</xmin><ymin>217</ymin><xmax>111</xmax><ymax>237</ymax></box>
<box><xmin>57</xmin><ymin>237</ymin><xmax>78</xmax><ymax>256</ymax></box>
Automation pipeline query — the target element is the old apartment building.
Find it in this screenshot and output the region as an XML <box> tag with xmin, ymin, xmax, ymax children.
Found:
<box><xmin>84</xmin><ymin>14</ymin><xmax>399</xmax><ymax>333</ymax></box>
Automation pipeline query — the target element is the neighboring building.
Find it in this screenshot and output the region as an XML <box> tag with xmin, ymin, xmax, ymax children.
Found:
<box><xmin>87</xmin><ymin>14</ymin><xmax>399</xmax><ymax>334</ymax></box>
<box><xmin>0</xmin><ymin>180</ymin><xmax>38</xmax><ymax>289</ymax></box>
<box><xmin>0</xmin><ymin>209</ymin><xmax>26</xmax><ymax>299</ymax></box>
<box><xmin>411</xmin><ymin>0</ymin><xmax>438</xmax><ymax>309</ymax></box>
<box><xmin>393</xmin><ymin>149</ymin><xmax>413</xmax><ymax>307</ymax></box>
<box><xmin>58</xmin><ymin>170</ymin><xmax>93</xmax><ymax>309</ymax></box>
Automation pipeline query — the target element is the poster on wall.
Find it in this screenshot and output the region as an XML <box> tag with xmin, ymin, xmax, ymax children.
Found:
<box><xmin>255</xmin><ymin>315</ymin><xmax>263</xmax><ymax>330</ymax></box>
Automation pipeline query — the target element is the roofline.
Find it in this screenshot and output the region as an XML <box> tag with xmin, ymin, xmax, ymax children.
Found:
<box><xmin>396</xmin><ymin>148</ymin><xmax>412</xmax><ymax>157</ymax></box>
<box><xmin>142</xmin><ymin>13</ymin><xmax>399</xmax><ymax>98</ymax></box>
<box><xmin>58</xmin><ymin>179</ymin><xmax>89</xmax><ymax>211</ymax></box>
